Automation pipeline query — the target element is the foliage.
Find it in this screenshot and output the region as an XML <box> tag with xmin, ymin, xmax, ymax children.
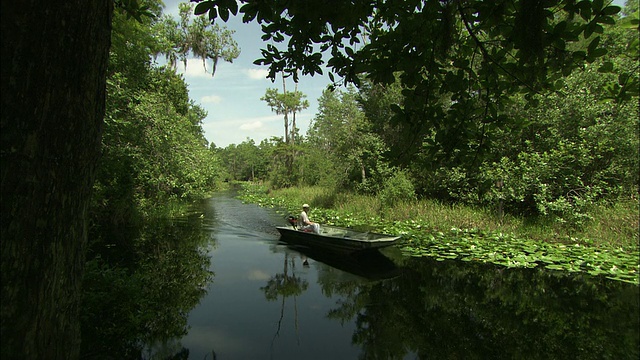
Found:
<box><xmin>192</xmin><ymin>0</ymin><xmax>637</xmax><ymax>231</ymax></box>
<box><xmin>261</xmin><ymin>87</ymin><xmax>309</xmax><ymax>144</ymax></box>
<box><xmin>202</xmin><ymin>0</ymin><xmax>619</xmax><ymax>86</ymax></box>
<box><xmin>216</xmin><ymin>138</ymin><xmax>267</xmax><ymax>181</ymax></box>
<box><xmin>238</xmin><ymin>182</ymin><xmax>639</xmax><ymax>284</ymax></box>
<box><xmin>194</xmin><ymin>0</ymin><xmax>629</xmax><ymax>158</ymax></box>
<box><xmin>265</xmin><ymin>138</ymin><xmax>299</xmax><ymax>189</ymax></box>
<box><xmin>481</xmin><ymin>49</ymin><xmax>637</xmax><ymax>226</ymax></box>
<box><xmin>378</xmin><ymin>169</ymin><xmax>416</xmax><ymax>208</ymax></box>
<box><xmin>153</xmin><ymin>2</ymin><xmax>240</xmax><ymax>74</ymax></box>
<box><xmin>402</xmin><ymin>13</ymin><xmax>637</xmax><ymax>228</ymax></box>
<box><xmin>358</xmin><ymin>77</ymin><xmax>417</xmax><ymax>165</ymax></box>
<box><xmin>92</xmin><ymin>2</ymin><xmax>236</xmax><ymax>223</ymax></box>
<box><xmin>398</xmin><ymin>228</ymin><xmax>639</xmax><ymax>284</ymax></box>
<box><xmin>306</xmin><ymin>86</ymin><xmax>389</xmax><ymax>193</ymax></box>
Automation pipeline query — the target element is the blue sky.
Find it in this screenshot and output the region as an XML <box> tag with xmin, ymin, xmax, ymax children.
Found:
<box><xmin>161</xmin><ymin>0</ymin><xmax>629</xmax><ymax>148</ymax></box>
<box><xmin>161</xmin><ymin>1</ymin><xmax>332</xmax><ymax>148</ymax></box>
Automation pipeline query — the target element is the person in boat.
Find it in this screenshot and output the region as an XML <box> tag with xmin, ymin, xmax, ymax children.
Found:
<box><xmin>299</xmin><ymin>204</ymin><xmax>320</xmax><ymax>234</ymax></box>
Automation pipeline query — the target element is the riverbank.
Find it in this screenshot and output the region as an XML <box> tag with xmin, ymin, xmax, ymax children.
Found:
<box><xmin>238</xmin><ymin>182</ymin><xmax>639</xmax><ymax>285</ymax></box>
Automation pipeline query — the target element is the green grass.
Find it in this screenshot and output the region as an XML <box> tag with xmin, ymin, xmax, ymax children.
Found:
<box><xmin>265</xmin><ymin>184</ymin><xmax>638</xmax><ymax>251</ymax></box>
<box><xmin>241</xmin><ymin>182</ymin><xmax>639</xmax><ymax>284</ymax></box>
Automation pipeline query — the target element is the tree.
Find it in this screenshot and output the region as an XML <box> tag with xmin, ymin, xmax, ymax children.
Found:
<box><xmin>260</xmin><ymin>80</ymin><xmax>310</xmax><ymax>187</ymax></box>
<box><xmin>218</xmin><ymin>138</ymin><xmax>268</xmax><ymax>181</ymax></box>
<box><xmin>195</xmin><ymin>0</ymin><xmax>624</xmax><ymax>162</ymax></box>
<box><xmin>153</xmin><ymin>2</ymin><xmax>240</xmax><ymax>75</ymax></box>
<box><xmin>404</xmin><ymin>8</ymin><xmax>639</xmax><ymax>224</ymax></box>
<box><xmin>261</xmin><ymin>86</ymin><xmax>309</xmax><ymax>144</ymax></box>
<box><xmin>1</xmin><ymin>1</ymin><xmax>114</xmax><ymax>358</ymax></box>
<box><xmin>95</xmin><ymin>5</ymin><xmax>234</xmax><ymax>222</ymax></box>
<box><xmin>307</xmin><ymin>86</ymin><xmax>387</xmax><ymax>191</ymax></box>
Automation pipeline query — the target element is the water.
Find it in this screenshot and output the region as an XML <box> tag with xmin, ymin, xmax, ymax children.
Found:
<box><xmin>179</xmin><ymin>193</ymin><xmax>385</xmax><ymax>359</ymax></box>
<box><xmin>83</xmin><ymin>191</ymin><xmax>640</xmax><ymax>360</ymax></box>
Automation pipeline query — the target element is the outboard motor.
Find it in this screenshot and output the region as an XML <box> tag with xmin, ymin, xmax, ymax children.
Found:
<box><xmin>287</xmin><ymin>215</ymin><xmax>298</xmax><ymax>229</ymax></box>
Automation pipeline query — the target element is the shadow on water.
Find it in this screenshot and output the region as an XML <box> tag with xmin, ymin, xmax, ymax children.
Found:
<box><xmin>284</xmin><ymin>245</ymin><xmax>402</xmax><ymax>281</ymax></box>
<box><xmin>81</xmin><ymin>191</ymin><xmax>639</xmax><ymax>360</ymax></box>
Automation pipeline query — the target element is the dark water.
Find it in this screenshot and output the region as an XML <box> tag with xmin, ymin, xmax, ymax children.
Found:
<box><xmin>83</xmin><ymin>191</ymin><xmax>640</xmax><ymax>360</ymax></box>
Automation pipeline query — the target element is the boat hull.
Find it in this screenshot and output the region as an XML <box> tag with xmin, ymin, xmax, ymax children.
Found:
<box><xmin>276</xmin><ymin>225</ymin><xmax>401</xmax><ymax>254</ymax></box>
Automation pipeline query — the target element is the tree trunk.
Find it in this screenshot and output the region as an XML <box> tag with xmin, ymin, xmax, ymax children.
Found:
<box><xmin>292</xmin><ymin>81</ymin><xmax>298</xmax><ymax>146</ymax></box>
<box><xmin>282</xmin><ymin>73</ymin><xmax>289</xmax><ymax>144</ymax></box>
<box><xmin>1</xmin><ymin>1</ymin><xmax>112</xmax><ymax>359</ymax></box>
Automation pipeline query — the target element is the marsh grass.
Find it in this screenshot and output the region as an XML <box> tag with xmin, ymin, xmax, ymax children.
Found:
<box><xmin>267</xmin><ymin>184</ymin><xmax>638</xmax><ymax>250</ymax></box>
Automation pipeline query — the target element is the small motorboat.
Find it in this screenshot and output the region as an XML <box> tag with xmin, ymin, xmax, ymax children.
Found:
<box><xmin>276</xmin><ymin>216</ymin><xmax>401</xmax><ymax>254</ymax></box>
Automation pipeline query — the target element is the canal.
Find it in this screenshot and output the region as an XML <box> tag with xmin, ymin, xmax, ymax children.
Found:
<box><xmin>82</xmin><ymin>191</ymin><xmax>639</xmax><ymax>359</ymax></box>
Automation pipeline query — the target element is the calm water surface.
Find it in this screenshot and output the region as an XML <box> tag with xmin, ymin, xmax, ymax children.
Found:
<box><xmin>178</xmin><ymin>192</ymin><xmax>639</xmax><ymax>360</ymax></box>
<box><xmin>84</xmin><ymin>191</ymin><xmax>639</xmax><ymax>359</ymax></box>
<box><xmin>180</xmin><ymin>192</ymin><xmax>389</xmax><ymax>359</ymax></box>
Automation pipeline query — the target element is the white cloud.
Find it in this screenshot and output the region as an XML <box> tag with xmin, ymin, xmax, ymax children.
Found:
<box><xmin>247</xmin><ymin>269</ymin><xmax>270</xmax><ymax>281</ymax></box>
<box><xmin>201</xmin><ymin>94</ymin><xmax>222</xmax><ymax>104</ymax></box>
<box><xmin>245</xmin><ymin>68</ymin><xmax>269</xmax><ymax>80</ymax></box>
<box><xmin>177</xmin><ymin>58</ymin><xmax>217</xmax><ymax>79</ymax></box>
<box><xmin>239</xmin><ymin>121</ymin><xmax>264</xmax><ymax>131</ymax></box>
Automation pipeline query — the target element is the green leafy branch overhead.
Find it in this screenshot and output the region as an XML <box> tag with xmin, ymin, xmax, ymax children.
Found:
<box><xmin>192</xmin><ymin>0</ymin><xmax>624</xmax><ymax>90</ymax></box>
<box><xmin>191</xmin><ymin>0</ymin><xmax>635</xmax><ymax>168</ymax></box>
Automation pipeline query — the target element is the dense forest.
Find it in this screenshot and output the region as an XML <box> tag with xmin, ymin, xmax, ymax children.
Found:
<box><xmin>217</xmin><ymin>1</ymin><xmax>638</xmax><ymax>231</ymax></box>
<box><xmin>1</xmin><ymin>0</ymin><xmax>638</xmax><ymax>358</ymax></box>
<box><xmin>92</xmin><ymin>0</ymin><xmax>639</xmax><ymax>232</ymax></box>
<box><xmin>91</xmin><ymin>2</ymin><xmax>238</xmax><ymax>224</ymax></box>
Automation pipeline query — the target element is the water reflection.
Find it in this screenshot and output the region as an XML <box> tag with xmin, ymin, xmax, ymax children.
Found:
<box><xmin>289</xmin><ymin>246</ymin><xmax>402</xmax><ymax>281</ymax></box>
<box><xmin>81</xmin><ymin>193</ymin><xmax>639</xmax><ymax>359</ymax></box>
<box><xmin>322</xmin><ymin>256</ymin><xmax>640</xmax><ymax>359</ymax></box>
<box><xmin>81</xmin><ymin>214</ymin><xmax>214</xmax><ymax>359</ymax></box>
<box><xmin>262</xmin><ymin>245</ymin><xmax>636</xmax><ymax>359</ymax></box>
<box><xmin>261</xmin><ymin>252</ymin><xmax>309</xmax><ymax>340</ymax></box>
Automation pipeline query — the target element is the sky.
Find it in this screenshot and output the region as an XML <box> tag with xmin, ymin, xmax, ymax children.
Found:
<box><xmin>161</xmin><ymin>0</ymin><xmax>332</xmax><ymax>148</ymax></box>
<box><xmin>161</xmin><ymin>0</ymin><xmax>630</xmax><ymax>148</ymax></box>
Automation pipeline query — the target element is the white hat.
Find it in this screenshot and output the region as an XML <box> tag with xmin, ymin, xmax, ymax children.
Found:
<box><xmin>302</xmin><ymin>204</ymin><xmax>310</xmax><ymax>208</ymax></box>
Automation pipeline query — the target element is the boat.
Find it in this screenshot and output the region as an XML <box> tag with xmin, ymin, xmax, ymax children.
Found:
<box><xmin>276</xmin><ymin>218</ymin><xmax>401</xmax><ymax>254</ymax></box>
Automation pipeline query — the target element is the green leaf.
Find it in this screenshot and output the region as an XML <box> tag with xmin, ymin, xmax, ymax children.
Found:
<box><xmin>587</xmin><ymin>36</ymin><xmax>600</xmax><ymax>54</ymax></box>
<box><xmin>207</xmin><ymin>7</ymin><xmax>218</xmax><ymax>21</ymax></box>
<box><xmin>592</xmin><ymin>0</ymin><xmax>604</xmax><ymax>13</ymax></box>
<box><xmin>389</xmin><ymin>104</ymin><xmax>402</xmax><ymax>114</ymax></box>
<box><xmin>600</xmin><ymin>5</ymin><xmax>621</xmax><ymax>16</ymax></box>
<box><xmin>219</xmin><ymin>8</ymin><xmax>230</xmax><ymax>22</ymax></box>
<box><xmin>584</xmin><ymin>21</ymin><xmax>597</xmax><ymax>38</ymax></box>
<box><xmin>224</xmin><ymin>0</ymin><xmax>239</xmax><ymax>16</ymax></box>
<box><xmin>597</xmin><ymin>16</ymin><xmax>616</xmax><ymax>25</ymax></box>
<box><xmin>597</xmin><ymin>61</ymin><xmax>613</xmax><ymax>73</ymax></box>
<box><xmin>194</xmin><ymin>2</ymin><xmax>213</xmax><ymax>16</ymax></box>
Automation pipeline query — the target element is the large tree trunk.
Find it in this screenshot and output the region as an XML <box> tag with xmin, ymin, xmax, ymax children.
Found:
<box><xmin>1</xmin><ymin>1</ymin><xmax>112</xmax><ymax>359</ymax></box>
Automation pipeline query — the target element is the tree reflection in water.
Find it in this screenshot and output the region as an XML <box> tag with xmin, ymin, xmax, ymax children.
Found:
<box><xmin>80</xmin><ymin>208</ymin><xmax>638</xmax><ymax>360</ymax></box>
<box><xmin>81</xmin><ymin>215</ymin><xmax>214</xmax><ymax>359</ymax></box>
<box><xmin>261</xmin><ymin>252</ymin><xmax>309</xmax><ymax>347</ymax></box>
<box><xmin>322</xmin><ymin>256</ymin><xmax>639</xmax><ymax>360</ymax></box>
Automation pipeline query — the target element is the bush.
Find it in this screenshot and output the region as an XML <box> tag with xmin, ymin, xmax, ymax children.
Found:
<box><xmin>379</xmin><ymin>170</ymin><xmax>416</xmax><ymax>208</ymax></box>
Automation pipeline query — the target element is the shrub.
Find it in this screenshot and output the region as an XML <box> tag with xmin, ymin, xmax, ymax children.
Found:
<box><xmin>379</xmin><ymin>169</ymin><xmax>416</xmax><ymax>208</ymax></box>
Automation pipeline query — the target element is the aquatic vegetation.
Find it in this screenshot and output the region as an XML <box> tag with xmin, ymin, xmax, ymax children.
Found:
<box><xmin>239</xmin><ymin>183</ymin><xmax>639</xmax><ymax>285</ymax></box>
<box><xmin>396</xmin><ymin>226</ymin><xmax>639</xmax><ymax>285</ymax></box>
